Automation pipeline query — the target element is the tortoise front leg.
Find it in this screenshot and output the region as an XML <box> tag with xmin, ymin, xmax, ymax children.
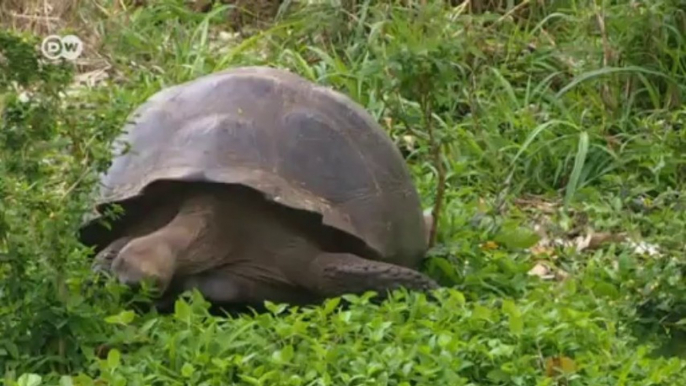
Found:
<box><xmin>110</xmin><ymin>191</ymin><xmax>231</xmax><ymax>293</ymax></box>
<box><xmin>304</xmin><ymin>252</ymin><xmax>439</xmax><ymax>299</ymax></box>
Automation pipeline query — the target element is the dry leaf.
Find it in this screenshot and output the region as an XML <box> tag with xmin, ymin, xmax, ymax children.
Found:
<box><xmin>554</xmin><ymin>268</ymin><xmax>570</xmax><ymax>281</ymax></box>
<box><xmin>544</xmin><ymin>355</ymin><xmax>577</xmax><ymax>377</ymax></box>
<box><xmin>627</xmin><ymin>240</ymin><xmax>662</xmax><ymax>257</ymax></box>
<box><xmin>401</xmin><ymin>135</ymin><xmax>416</xmax><ymax>149</ymax></box>
<box><xmin>477</xmin><ymin>197</ymin><xmax>489</xmax><ymax>212</ymax></box>
<box><xmin>383</xmin><ymin>117</ymin><xmax>392</xmax><ymax>129</ymax></box>
<box><xmin>530</xmin><ymin>244</ymin><xmax>554</xmax><ymax>256</ymax></box>
<box><xmin>513</xmin><ymin>195</ymin><xmax>560</xmax><ymax>214</ymax></box>
<box><xmin>572</xmin><ymin>231</ymin><xmax>627</xmax><ymax>252</ymax></box>
<box><xmin>528</xmin><ymin>261</ymin><xmax>569</xmax><ymax>281</ymax></box>
<box><xmin>574</xmin><ymin>233</ymin><xmax>592</xmax><ymax>252</ymax></box>
<box><xmin>528</xmin><ymin>262</ymin><xmax>552</xmax><ymax>279</ymax></box>
<box><xmin>586</xmin><ymin>231</ymin><xmax>627</xmax><ymax>250</ymax></box>
<box><xmin>73</xmin><ymin>68</ymin><xmax>110</xmax><ymax>87</ymax></box>
<box><xmin>481</xmin><ymin>241</ymin><xmax>499</xmax><ymax>250</ymax></box>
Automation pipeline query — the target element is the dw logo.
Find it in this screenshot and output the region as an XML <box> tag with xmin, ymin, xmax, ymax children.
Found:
<box><xmin>41</xmin><ymin>35</ymin><xmax>83</xmax><ymax>61</ymax></box>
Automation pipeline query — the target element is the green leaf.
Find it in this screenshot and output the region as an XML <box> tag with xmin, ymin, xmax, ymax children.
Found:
<box><xmin>501</xmin><ymin>299</ymin><xmax>523</xmax><ymax>335</ymax></box>
<box><xmin>174</xmin><ymin>299</ymin><xmax>192</xmax><ymax>322</ymax></box>
<box><xmin>107</xmin><ymin>349</ymin><xmax>121</xmax><ymax>369</ymax></box>
<box><xmin>273</xmin><ymin>345</ymin><xmax>295</xmax><ymax>363</ymax></box>
<box><xmin>265</xmin><ymin>301</ymin><xmax>288</xmax><ymax>315</ymax></box>
<box><xmin>494</xmin><ymin>221</ymin><xmax>541</xmax><ymax>250</ymax></box>
<box><xmin>448</xmin><ymin>289</ymin><xmax>466</xmax><ymax>306</ymax></box>
<box><xmin>17</xmin><ymin>374</ymin><xmax>42</xmax><ymax>386</ymax></box>
<box><xmin>113</xmin><ymin>377</ymin><xmax>127</xmax><ymax>386</ymax></box>
<box><xmin>486</xmin><ymin>368</ymin><xmax>509</xmax><ymax>383</ymax></box>
<box><xmin>564</xmin><ymin>131</ymin><xmax>589</xmax><ymax>206</ymax></box>
<box><xmin>4</xmin><ymin>342</ymin><xmax>19</xmax><ymax>359</ymax></box>
<box><xmin>473</xmin><ymin>305</ymin><xmax>494</xmax><ymax>322</ymax></box>
<box><xmin>592</xmin><ymin>282</ymin><xmax>619</xmax><ymax>299</ymax></box>
<box><xmin>322</xmin><ymin>297</ymin><xmax>341</xmax><ymax>315</ymax></box>
<box><xmin>181</xmin><ymin>363</ymin><xmax>195</xmax><ymax>378</ymax></box>
<box><xmin>104</xmin><ymin>310</ymin><xmax>136</xmax><ymax>325</ymax></box>
<box><xmin>59</xmin><ymin>376</ymin><xmax>74</xmax><ymax>386</ymax></box>
<box><xmin>437</xmin><ymin>333</ymin><xmax>453</xmax><ymax>348</ymax></box>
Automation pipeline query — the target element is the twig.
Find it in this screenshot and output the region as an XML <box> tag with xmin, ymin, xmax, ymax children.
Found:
<box><xmin>420</xmin><ymin>84</ymin><xmax>445</xmax><ymax>248</ymax></box>
<box><xmin>8</xmin><ymin>12</ymin><xmax>61</xmax><ymax>21</ymax></box>
<box><xmin>594</xmin><ymin>3</ymin><xmax>616</xmax><ymax>111</ymax></box>
<box><xmin>493</xmin><ymin>0</ymin><xmax>531</xmax><ymax>25</ymax></box>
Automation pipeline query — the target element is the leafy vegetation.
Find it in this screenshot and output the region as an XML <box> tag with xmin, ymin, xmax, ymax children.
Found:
<box><xmin>1</xmin><ymin>0</ymin><xmax>686</xmax><ymax>384</ymax></box>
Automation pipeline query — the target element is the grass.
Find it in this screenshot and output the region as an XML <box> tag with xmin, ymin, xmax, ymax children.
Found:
<box><xmin>1</xmin><ymin>0</ymin><xmax>686</xmax><ymax>384</ymax></box>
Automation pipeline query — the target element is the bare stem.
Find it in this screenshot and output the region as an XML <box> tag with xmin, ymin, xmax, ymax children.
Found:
<box><xmin>420</xmin><ymin>82</ymin><xmax>445</xmax><ymax>248</ymax></box>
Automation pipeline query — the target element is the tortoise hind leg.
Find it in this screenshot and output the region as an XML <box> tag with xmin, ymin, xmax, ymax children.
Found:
<box><xmin>305</xmin><ymin>252</ymin><xmax>439</xmax><ymax>298</ymax></box>
<box><xmin>152</xmin><ymin>252</ymin><xmax>438</xmax><ymax>312</ymax></box>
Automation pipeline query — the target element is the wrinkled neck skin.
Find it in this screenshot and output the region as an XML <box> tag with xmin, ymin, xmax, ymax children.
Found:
<box><xmin>157</xmin><ymin>190</ymin><xmax>232</xmax><ymax>275</ymax></box>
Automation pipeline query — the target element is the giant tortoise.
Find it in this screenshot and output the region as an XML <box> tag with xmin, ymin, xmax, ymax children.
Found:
<box><xmin>79</xmin><ymin>66</ymin><xmax>439</xmax><ymax>309</ymax></box>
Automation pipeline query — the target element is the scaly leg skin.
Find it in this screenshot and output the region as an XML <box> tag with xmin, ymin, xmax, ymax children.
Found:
<box><xmin>110</xmin><ymin>191</ymin><xmax>230</xmax><ymax>293</ymax></box>
<box><xmin>92</xmin><ymin>236</ymin><xmax>133</xmax><ymax>274</ymax></box>
<box><xmin>305</xmin><ymin>252</ymin><xmax>440</xmax><ymax>299</ymax></box>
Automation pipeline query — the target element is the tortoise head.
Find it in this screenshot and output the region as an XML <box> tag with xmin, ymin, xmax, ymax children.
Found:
<box><xmin>111</xmin><ymin>235</ymin><xmax>177</xmax><ymax>293</ymax></box>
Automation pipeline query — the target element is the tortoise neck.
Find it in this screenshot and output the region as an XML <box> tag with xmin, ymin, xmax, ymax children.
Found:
<box><xmin>156</xmin><ymin>191</ymin><xmax>225</xmax><ymax>275</ymax></box>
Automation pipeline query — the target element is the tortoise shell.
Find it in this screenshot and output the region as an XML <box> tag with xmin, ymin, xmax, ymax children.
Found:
<box><xmin>79</xmin><ymin>66</ymin><xmax>428</xmax><ymax>269</ymax></box>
